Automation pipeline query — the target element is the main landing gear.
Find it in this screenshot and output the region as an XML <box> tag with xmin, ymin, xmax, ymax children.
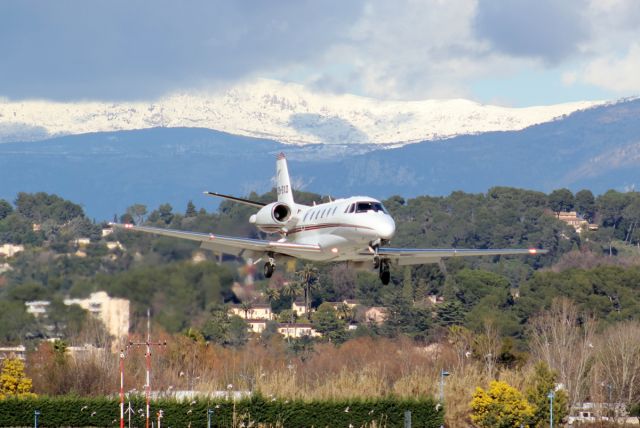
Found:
<box><xmin>371</xmin><ymin>240</ymin><xmax>390</xmax><ymax>285</ymax></box>
<box><xmin>379</xmin><ymin>259</ymin><xmax>391</xmax><ymax>285</ymax></box>
<box><xmin>263</xmin><ymin>257</ymin><xmax>276</xmax><ymax>278</ymax></box>
<box><xmin>262</xmin><ymin>257</ymin><xmax>276</xmax><ymax>278</ymax></box>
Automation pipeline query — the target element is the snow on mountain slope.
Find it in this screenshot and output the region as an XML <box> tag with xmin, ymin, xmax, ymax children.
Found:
<box><xmin>0</xmin><ymin>79</ymin><xmax>604</xmax><ymax>145</ymax></box>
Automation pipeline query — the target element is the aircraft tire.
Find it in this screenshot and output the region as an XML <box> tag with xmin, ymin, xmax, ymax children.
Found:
<box><xmin>264</xmin><ymin>262</ymin><xmax>274</xmax><ymax>278</ymax></box>
<box><xmin>380</xmin><ymin>270</ymin><xmax>390</xmax><ymax>285</ymax></box>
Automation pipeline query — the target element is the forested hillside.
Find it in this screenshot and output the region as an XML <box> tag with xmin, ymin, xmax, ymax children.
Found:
<box><xmin>1</xmin><ymin>187</ymin><xmax>639</xmax><ymax>341</ymax></box>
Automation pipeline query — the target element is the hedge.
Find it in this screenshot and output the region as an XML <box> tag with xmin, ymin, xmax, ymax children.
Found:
<box><xmin>0</xmin><ymin>394</ymin><xmax>444</xmax><ymax>427</ymax></box>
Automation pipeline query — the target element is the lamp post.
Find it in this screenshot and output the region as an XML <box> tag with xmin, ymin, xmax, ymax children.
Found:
<box><xmin>439</xmin><ymin>369</ymin><xmax>450</xmax><ymax>403</ymax></box>
<box><xmin>207</xmin><ymin>408</ymin><xmax>214</xmax><ymax>428</ymax></box>
<box><xmin>548</xmin><ymin>390</ymin><xmax>555</xmax><ymax>428</ymax></box>
<box><xmin>34</xmin><ymin>410</ymin><xmax>40</xmax><ymax>428</ymax></box>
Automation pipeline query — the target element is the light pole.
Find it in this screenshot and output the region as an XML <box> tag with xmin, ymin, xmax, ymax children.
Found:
<box><xmin>439</xmin><ymin>369</ymin><xmax>450</xmax><ymax>403</ymax></box>
<box><xmin>207</xmin><ymin>408</ymin><xmax>214</xmax><ymax>428</ymax></box>
<box><xmin>548</xmin><ymin>390</ymin><xmax>555</xmax><ymax>428</ymax></box>
<box><xmin>34</xmin><ymin>410</ymin><xmax>40</xmax><ymax>428</ymax></box>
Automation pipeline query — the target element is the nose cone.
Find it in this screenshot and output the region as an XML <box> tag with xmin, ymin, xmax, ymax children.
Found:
<box><xmin>378</xmin><ymin>216</ymin><xmax>396</xmax><ymax>240</ymax></box>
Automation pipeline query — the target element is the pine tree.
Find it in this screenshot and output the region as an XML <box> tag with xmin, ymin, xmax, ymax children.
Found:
<box><xmin>402</xmin><ymin>266</ymin><xmax>413</xmax><ymax>302</ymax></box>
<box><xmin>185</xmin><ymin>200</ymin><xmax>197</xmax><ymax>217</ymax></box>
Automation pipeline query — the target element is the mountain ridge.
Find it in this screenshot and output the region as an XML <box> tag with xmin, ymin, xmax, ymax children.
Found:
<box><xmin>0</xmin><ymin>79</ymin><xmax>603</xmax><ymax>146</ymax></box>
<box><xmin>0</xmin><ymin>98</ymin><xmax>638</xmax><ymax>220</ymax></box>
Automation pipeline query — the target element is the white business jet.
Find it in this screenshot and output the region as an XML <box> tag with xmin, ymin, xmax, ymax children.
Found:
<box><xmin>111</xmin><ymin>153</ymin><xmax>546</xmax><ymax>284</ymax></box>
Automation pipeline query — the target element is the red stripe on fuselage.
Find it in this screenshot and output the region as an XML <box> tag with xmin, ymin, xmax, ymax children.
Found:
<box><xmin>288</xmin><ymin>223</ymin><xmax>374</xmax><ymax>235</ymax></box>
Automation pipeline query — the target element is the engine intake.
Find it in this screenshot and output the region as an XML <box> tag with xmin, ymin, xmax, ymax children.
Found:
<box><xmin>272</xmin><ymin>203</ymin><xmax>291</xmax><ymax>223</ymax></box>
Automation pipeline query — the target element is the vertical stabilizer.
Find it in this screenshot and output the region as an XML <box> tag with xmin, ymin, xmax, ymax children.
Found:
<box><xmin>276</xmin><ymin>153</ymin><xmax>295</xmax><ymax>206</ymax></box>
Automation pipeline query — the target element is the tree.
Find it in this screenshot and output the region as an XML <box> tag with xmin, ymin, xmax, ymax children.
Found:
<box><xmin>595</xmin><ymin>321</ymin><xmax>640</xmax><ymax>408</ymax></box>
<box><xmin>240</xmin><ymin>301</ymin><xmax>254</xmax><ymax>319</ymax></box>
<box><xmin>575</xmin><ymin>189</ymin><xmax>596</xmax><ymax>222</ymax></box>
<box><xmin>548</xmin><ymin>188</ymin><xmax>574</xmax><ymax>217</ymax></box>
<box><xmin>526</xmin><ymin>362</ymin><xmax>568</xmax><ymax>428</ymax></box>
<box><xmin>185</xmin><ymin>200</ymin><xmax>197</xmax><ymax>217</ymax></box>
<box><xmin>297</xmin><ymin>264</ymin><xmax>319</xmax><ymax>320</ymax></box>
<box><xmin>158</xmin><ymin>203</ymin><xmax>174</xmax><ymax>225</ymax></box>
<box><xmin>227</xmin><ymin>315</ymin><xmax>249</xmax><ymax>347</ymax></box>
<box><xmin>126</xmin><ymin>203</ymin><xmax>147</xmax><ymax>225</ymax></box>
<box><xmin>0</xmin><ymin>357</ymin><xmax>36</xmax><ymax>399</ymax></box>
<box><xmin>0</xmin><ymin>199</ymin><xmax>12</xmax><ymax>220</ymax></box>
<box><xmin>312</xmin><ymin>303</ymin><xmax>346</xmax><ymax>343</ymax></box>
<box><xmin>436</xmin><ymin>301</ymin><xmax>465</xmax><ymax>327</ymax></box>
<box><xmin>527</xmin><ymin>298</ymin><xmax>596</xmax><ymax>410</ymax></box>
<box><xmin>470</xmin><ymin>380</ymin><xmax>534</xmax><ymax>428</ymax></box>
<box><xmin>402</xmin><ymin>266</ymin><xmax>413</xmax><ymax>302</ymax></box>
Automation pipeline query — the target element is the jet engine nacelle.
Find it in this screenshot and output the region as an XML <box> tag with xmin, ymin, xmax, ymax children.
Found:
<box><xmin>249</xmin><ymin>202</ymin><xmax>296</xmax><ymax>233</ymax></box>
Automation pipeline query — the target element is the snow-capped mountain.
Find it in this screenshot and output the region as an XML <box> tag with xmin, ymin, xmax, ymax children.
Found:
<box><xmin>0</xmin><ymin>79</ymin><xmax>603</xmax><ymax>145</ymax></box>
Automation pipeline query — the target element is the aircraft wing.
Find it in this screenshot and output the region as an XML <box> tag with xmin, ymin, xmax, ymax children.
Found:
<box><xmin>204</xmin><ymin>191</ymin><xmax>266</xmax><ymax>208</ymax></box>
<box><xmin>375</xmin><ymin>247</ymin><xmax>548</xmax><ymax>266</ymax></box>
<box><xmin>110</xmin><ymin>223</ymin><xmax>321</xmax><ymax>259</ymax></box>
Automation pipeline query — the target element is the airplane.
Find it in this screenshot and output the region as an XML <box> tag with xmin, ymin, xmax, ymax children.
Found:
<box><xmin>111</xmin><ymin>153</ymin><xmax>547</xmax><ymax>284</ymax></box>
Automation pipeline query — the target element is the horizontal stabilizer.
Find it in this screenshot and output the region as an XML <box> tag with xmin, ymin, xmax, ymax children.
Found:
<box><xmin>204</xmin><ymin>191</ymin><xmax>266</xmax><ymax>208</ymax></box>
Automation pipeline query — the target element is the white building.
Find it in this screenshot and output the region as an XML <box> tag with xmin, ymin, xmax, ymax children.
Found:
<box><xmin>277</xmin><ymin>323</ymin><xmax>321</xmax><ymax>339</ymax></box>
<box><xmin>0</xmin><ymin>243</ymin><xmax>24</xmax><ymax>257</ymax></box>
<box><xmin>64</xmin><ymin>291</ymin><xmax>130</xmax><ymax>343</ymax></box>
<box><xmin>229</xmin><ymin>304</ymin><xmax>273</xmax><ymax>320</ymax></box>
<box><xmin>25</xmin><ymin>300</ymin><xmax>51</xmax><ymax>318</ymax></box>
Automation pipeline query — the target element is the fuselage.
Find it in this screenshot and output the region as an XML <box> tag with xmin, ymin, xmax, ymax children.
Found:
<box><xmin>256</xmin><ymin>196</ymin><xmax>396</xmax><ymax>262</ymax></box>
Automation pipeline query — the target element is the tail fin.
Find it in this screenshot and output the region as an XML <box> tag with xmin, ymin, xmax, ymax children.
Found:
<box><xmin>276</xmin><ymin>153</ymin><xmax>295</xmax><ymax>206</ymax></box>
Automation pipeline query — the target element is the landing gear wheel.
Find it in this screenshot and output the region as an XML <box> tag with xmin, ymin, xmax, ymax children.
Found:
<box><xmin>380</xmin><ymin>269</ymin><xmax>390</xmax><ymax>285</ymax></box>
<box><xmin>379</xmin><ymin>260</ymin><xmax>390</xmax><ymax>285</ymax></box>
<box><xmin>263</xmin><ymin>262</ymin><xmax>275</xmax><ymax>278</ymax></box>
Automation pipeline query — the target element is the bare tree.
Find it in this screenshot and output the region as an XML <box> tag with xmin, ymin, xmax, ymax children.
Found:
<box><xmin>595</xmin><ymin>321</ymin><xmax>640</xmax><ymax>408</ymax></box>
<box><xmin>528</xmin><ymin>298</ymin><xmax>596</xmax><ymax>410</ymax></box>
<box><xmin>473</xmin><ymin>318</ymin><xmax>501</xmax><ymax>379</ymax></box>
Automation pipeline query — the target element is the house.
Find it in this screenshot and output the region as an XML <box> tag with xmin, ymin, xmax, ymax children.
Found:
<box><xmin>0</xmin><ymin>345</ymin><xmax>26</xmax><ymax>361</ymax></box>
<box><xmin>0</xmin><ymin>243</ymin><xmax>24</xmax><ymax>257</ymax></box>
<box><xmin>327</xmin><ymin>299</ymin><xmax>358</xmax><ymax>310</ymax></box>
<box><xmin>25</xmin><ymin>300</ymin><xmax>51</xmax><ymax>318</ymax></box>
<box><xmin>106</xmin><ymin>241</ymin><xmax>124</xmax><ymax>251</ymax></box>
<box><xmin>277</xmin><ymin>323</ymin><xmax>321</xmax><ymax>339</ymax></box>
<box><xmin>292</xmin><ymin>300</ymin><xmax>308</xmax><ymax>316</ymax></box>
<box><xmin>557</xmin><ymin>211</ymin><xmax>599</xmax><ymax>233</ymax></box>
<box><xmin>229</xmin><ymin>304</ymin><xmax>273</xmax><ymax>320</ymax></box>
<box><xmin>365</xmin><ymin>307</ymin><xmax>387</xmax><ymax>324</ymax></box>
<box><xmin>568</xmin><ymin>402</ymin><xmax>639</xmax><ymax>425</ymax></box>
<box><xmin>245</xmin><ymin>319</ymin><xmax>268</xmax><ymax>334</ymax></box>
<box><xmin>73</xmin><ymin>238</ymin><xmax>91</xmax><ymax>247</ymax></box>
<box><xmin>427</xmin><ymin>295</ymin><xmax>445</xmax><ymax>305</ymax></box>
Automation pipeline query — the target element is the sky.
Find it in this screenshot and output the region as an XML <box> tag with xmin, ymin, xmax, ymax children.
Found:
<box><xmin>1</xmin><ymin>0</ymin><xmax>639</xmax><ymax>106</ymax></box>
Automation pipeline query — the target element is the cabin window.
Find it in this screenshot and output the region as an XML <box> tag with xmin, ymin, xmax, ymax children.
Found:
<box><xmin>303</xmin><ymin>211</ymin><xmax>309</xmax><ymax>222</ymax></box>
<box><xmin>355</xmin><ymin>201</ymin><xmax>388</xmax><ymax>213</ymax></box>
<box><xmin>345</xmin><ymin>203</ymin><xmax>355</xmax><ymax>214</ymax></box>
<box><xmin>332</xmin><ymin>207</ymin><xmax>337</xmax><ymax>216</ymax></box>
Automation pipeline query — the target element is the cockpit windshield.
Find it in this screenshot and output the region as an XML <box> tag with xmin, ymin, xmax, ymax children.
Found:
<box><xmin>355</xmin><ymin>201</ymin><xmax>387</xmax><ymax>213</ymax></box>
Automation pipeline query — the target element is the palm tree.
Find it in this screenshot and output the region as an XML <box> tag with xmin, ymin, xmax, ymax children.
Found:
<box><xmin>265</xmin><ymin>288</ymin><xmax>280</xmax><ymax>306</ymax></box>
<box><xmin>277</xmin><ymin>281</ymin><xmax>302</xmax><ymax>342</ymax></box>
<box><xmin>298</xmin><ymin>264</ymin><xmax>319</xmax><ymax>320</ymax></box>
<box><xmin>336</xmin><ymin>302</ymin><xmax>354</xmax><ymax>322</ymax></box>
<box><xmin>240</xmin><ymin>301</ymin><xmax>253</xmax><ymax>319</ymax></box>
